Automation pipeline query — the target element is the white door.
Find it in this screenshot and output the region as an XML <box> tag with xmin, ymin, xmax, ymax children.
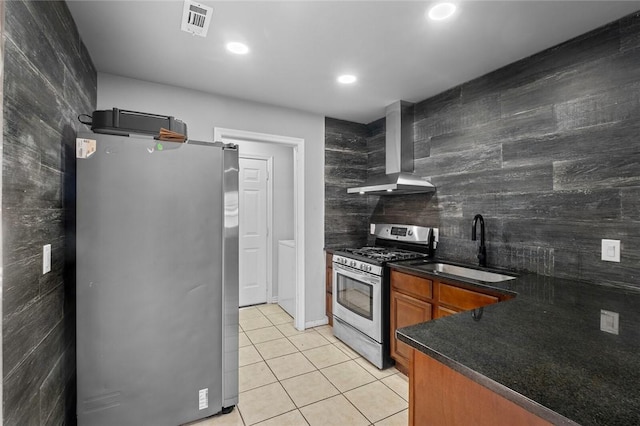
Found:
<box><xmin>239</xmin><ymin>158</ymin><xmax>269</xmax><ymax>307</ymax></box>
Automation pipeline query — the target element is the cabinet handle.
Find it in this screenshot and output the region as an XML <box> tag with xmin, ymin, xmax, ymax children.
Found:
<box><xmin>471</xmin><ymin>307</ymin><xmax>484</xmax><ymax>322</ymax></box>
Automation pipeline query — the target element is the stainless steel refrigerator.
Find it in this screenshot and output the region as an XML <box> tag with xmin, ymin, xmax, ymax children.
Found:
<box><xmin>75</xmin><ymin>133</ymin><xmax>239</xmax><ymax>426</ymax></box>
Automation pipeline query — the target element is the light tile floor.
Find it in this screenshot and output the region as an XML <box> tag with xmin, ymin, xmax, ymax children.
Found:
<box><xmin>191</xmin><ymin>303</ymin><xmax>408</xmax><ymax>426</ymax></box>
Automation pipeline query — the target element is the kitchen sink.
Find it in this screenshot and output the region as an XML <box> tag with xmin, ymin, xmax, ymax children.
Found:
<box><xmin>410</xmin><ymin>262</ymin><xmax>517</xmax><ymax>283</ymax></box>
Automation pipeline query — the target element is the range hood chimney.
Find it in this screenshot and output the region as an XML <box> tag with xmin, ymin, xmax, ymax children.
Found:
<box><xmin>347</xmin><ymin>101</ymin><xmax>436</xmax><ymax>195</ymax></box>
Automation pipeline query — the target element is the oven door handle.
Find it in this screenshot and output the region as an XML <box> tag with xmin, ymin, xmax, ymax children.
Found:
<box><xmin>333</xmin><ymin>262</ymin><xmax>381</xmax><ymax>285</ymax></box>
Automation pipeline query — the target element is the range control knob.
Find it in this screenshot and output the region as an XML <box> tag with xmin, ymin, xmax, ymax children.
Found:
<box><xmin>408</xmin><ymin>230</ymin><xmax>414</xmax><ymax>236</ymax></box>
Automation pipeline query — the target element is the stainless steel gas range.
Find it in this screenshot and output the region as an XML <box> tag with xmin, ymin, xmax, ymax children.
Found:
<box><xmin>332</xmin><ymin>223</ymin><xmax>438</xmax><ymax>369</ymax></box>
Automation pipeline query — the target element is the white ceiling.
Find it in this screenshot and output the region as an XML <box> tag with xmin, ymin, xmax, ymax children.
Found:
<box><xmin>66</xmin><ymin>1</ymin><xmax>640</xmax><ymax>123</ymax></box>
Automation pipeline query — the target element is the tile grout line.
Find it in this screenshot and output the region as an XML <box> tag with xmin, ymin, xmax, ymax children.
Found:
<box><xmin>238</xmin><ymin>306</ymin><xmax>408</xmax><ymax>425</ymax></box>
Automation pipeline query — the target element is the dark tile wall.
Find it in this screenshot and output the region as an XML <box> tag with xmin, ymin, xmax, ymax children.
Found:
<box><xmin>328</xmin><ymin>11</ymin><xmax>640</xmax><ymax>289</ymax></box>
<box><xmin>324</xmin><ymin>118</ymin><xmax>370</xmax><ymax>248</ymax></box>
<box><xmin>2</xmin><ymin>1</ymin><xmax>96</xmax><ymax>424</ymax></box>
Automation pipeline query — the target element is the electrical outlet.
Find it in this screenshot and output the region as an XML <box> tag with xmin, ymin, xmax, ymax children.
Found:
<box><xmin>601</xmin><ymin>239</ymin><xmax>620</xmax><ymax>262</ymax></box>
<box><xmin>600</xmin><ymin>309</ymin><xmax>619</xmax><ymax>335</ymax></box>
<box><xmin>43</xmin><ymin>244</ymin><xmax>51</xmax><ymax>274</ymax></box>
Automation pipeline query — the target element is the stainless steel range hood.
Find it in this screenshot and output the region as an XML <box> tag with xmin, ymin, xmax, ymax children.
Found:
<box><xmin>347</xmin><ymin>101</ymin><xmax>436</xmax><ymax>195</ymax></box>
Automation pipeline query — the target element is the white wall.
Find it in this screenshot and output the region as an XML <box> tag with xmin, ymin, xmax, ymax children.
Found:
<box><xmin>237</xmin><ymin>140</ymin><xmax>294</xmax><ymax>301</ymax></box>
<box><xmin>97</xmin><ymin>73</ymin><xmax>326</xmax><ymax>325</ymax></box>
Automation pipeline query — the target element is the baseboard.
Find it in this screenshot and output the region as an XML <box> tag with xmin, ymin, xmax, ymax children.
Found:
<box><xmin>305</xmin><ymin>317</ymin><xmax>329</xmax><ymax>329</ymax></box>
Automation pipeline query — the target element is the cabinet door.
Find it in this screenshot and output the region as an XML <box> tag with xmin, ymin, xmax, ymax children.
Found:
<box><xmin>439</xmin><ymin>283</ymin><xmax>498</xmax><ymax>312</ymax></box>
<box><xmin>410</xmin><ymin>349</ymin><xmax>552</xmax><ymax>426</ymax></box>
<box><xmin>326</xmin><ymin>253</ymin><xmax>333</xmax><ymax>325</ymax></box>
<box><xmin>391</xmin><ymin>292</ymin><xmax>432</xmax><ymax>366</ymax></box>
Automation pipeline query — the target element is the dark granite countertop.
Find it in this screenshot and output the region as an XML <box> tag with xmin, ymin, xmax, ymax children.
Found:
<box><xmin>392</xmin><ymin>260</ymin><xmax>640</xmax><ymax>426</ymax></box>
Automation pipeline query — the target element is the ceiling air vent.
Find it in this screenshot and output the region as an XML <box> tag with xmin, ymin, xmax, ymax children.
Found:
<box><xmin>181</xmin><ymin>0</ymin><xmax>213</xmax><ymax>37</ymax></box>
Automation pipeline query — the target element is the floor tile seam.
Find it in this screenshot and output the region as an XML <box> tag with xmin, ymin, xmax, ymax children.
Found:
<box><xmin>315</xmin><ymin>361</ymin><xmax>378</xmax><ymax>393</ymax></box>
<box><xmin>284</xmin><ymin>331</ymin><xmax>333</xmax><ymax>352</ymax></box>
<box><xmin>234</xmin><ymin>404</ymin><xmax>248</xmax><ymax>426</ymax></box>
<box><xmin>371</xmin><ymin>408</ymin><xmax>408</xmax><ymax>425</ymax></box>
<box><xmin>328</xmin><ymin>340</ymin><xmax>357</xmax><ymax>359</ymax></box>
<box><xmin>241</xmin><ymin>310</ymin><xmax>268</xmax><ymax>315</ymax></box>
<box><xmin>239</xmin><ymin>313</ymin><xmax>268</xmax><ymax>321</ymax></box>
<box><xmin>331</xmin><ymin>341</ymin><xmax>361</xmax><ymax>359</ymax></box>
<box><xmin>239</xmin><ymin>323</ymin><xmax>273</xmax><ymax>332</ymax></box>
<box><xmin>294</xmin><ymin>407</ymin><xmax>315</xmax><ymax>426</ymax></box>
<box><xmin>238</xmin><ymin>309</ymin><xmax>262</xmax><ymax>317</ymax></box>
<box><xmin>268</xmin><ymin>346</ymin><xmax>319</xmax><ymax>383</ymax></box>
<box><xmin>378</xmin><ymin>377</ymin><xmax>409</xmax><ymax>402</ymax></box>
<box><xmin>329</xmin><ymin>377</ymin><xmax>380</xmax><ymax>394</ymax></box>
<box><xmin>249</xmin><ymin>408</ymin><xmax>310</xmax><ymax>426</ymax></box>
<box><xmin>238</xmin><ymin>357</ymin><xmax>280</xmax><ymax>393</ymax></box>
<box><xmin>316</xmin><ymin>356</ymin><xmax>363</xmax><ymax>377</ymax></box>
<box><xmin>265</xmin><ymin>317</ymin><xmax>286</xmax><ymax>327</ymax></box>
<box><xmin>240</xmin><ymin>341</ymin><xmax>270</xmax><ymax>369</ymax></box>
<box><xmin>341</xmin><ymin>381</ymin><xmax>409</xmax><ymax>424</ymax></box>
<box><xmin>297</xmin><ymin>344</ymin><xmax>349</xmax><ymax>371</ymax></box>
<box><xmin>336</xmin><ymin>389</ymin><xmax>379</xmax><ymax>426</ymax></box>
<box><xmin>321</xmin><ymin>356</ymin><xmax>378</xmax><ymax>380</ymax></box>
<box><xmin>260</xmin><ymin>344</ymin><xmax>318</xmax><ymax>387</ymax></box>
<box><xmin>247</xmin><ymin>333</ymin><xmax>288</xmax><ymax>346</ymax></box>
<box><xmin>239</xmin><ymin>354</ymin><xmax>266</xmax><ymax>368</ymax></box>
<box><xmin>251</xmin><ymin>337</ymin><xmax>299</xmax><ymax>361</ymax></box>
<box><xmin>341</xmin><ymin>388</ymin><xmax>392</xmax><ymax>425</ymax></box>
<box><xmin>277</xmin><ymin>375</ymin><xmax>342</xmax><ymax>412</ymax></box>
<box><xmin>238</xmin><ymin>375</ymin><xmax>281</xmax><ymax>395</ymax></box>
<box><xmin>268</xmin><ymin>365</ymin><xmax>320</xmax><ymax>382</ymax></box>
<box><xmin>297</xmin><ymin>392</ymin><xmax>371</xmax><ymax>425</ymax></box>
<box><xmin>238</xmin><ymin>381</ymin><xmax>296</xmax><ymax>425</ymax></box>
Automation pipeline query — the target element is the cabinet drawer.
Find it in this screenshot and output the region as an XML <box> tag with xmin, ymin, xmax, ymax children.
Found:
<box><xmin>439</xmin><ymin>283</ymin><xmax>498</xmax><ymax>311</ymax></box>
<box><xmin>435</xmin><ymin>305</ymin><xmax>458</xmax><ymax>319</ymax></box>
<box><xmin>391</xmin><ymin>271</ymin><xmax>433</xmax><ymax>300</ymax></box>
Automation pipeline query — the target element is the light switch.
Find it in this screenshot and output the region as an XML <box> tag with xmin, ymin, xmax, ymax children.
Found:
<box><xmin>601</xmin><ymin>239</ymin><xmax>620</xmax><ymax>262</ymax></box>
<box><xmin>600</xmin><ymin>309</ymin><xmax>619</xmax><ymax>335</ymax></box>
<box><xmin>43</xmin><ymin>244</ymin><xmax>51</xmax><ymax>274</ymax></box>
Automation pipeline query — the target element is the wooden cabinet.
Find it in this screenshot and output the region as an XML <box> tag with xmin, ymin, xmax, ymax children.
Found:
<box><xmin>390</xmin><ymin>269</ymin><xmax>512</xmax><ymax>373</ymax></box>
<box><xmin>326</xmin><ymin>252</ymin><xmax>333</xmax><ymax>326</ymax></box>
<box><xmin>409</xmin><ymin>349</ymin><xmax>552</xmax><ymax>426</ymax></box>
<box><xmin>390</xmin><ymin>270</ymin><xmax>433</xmax><ymax>374</ymax></box>
<box><xmin>439</xmin><ymin>283</ymin><xmax>499</xmax><ymax>313</ymax></box>
<box><xmin>435</xmin><ymin>305</ymin><xmax>458</xmax><ymax>319</ymax></box>
<box><xmin>390</xmin><ymin>291</ymin><xmax>431</xmax><ymax>372</ymax></box>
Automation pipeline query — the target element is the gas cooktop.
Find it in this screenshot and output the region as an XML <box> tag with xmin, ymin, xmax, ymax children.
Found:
<box><xmin>337</xmin><ymin>246</ymin><xmax>427</xmax><ymax>263</ymax></box>
<box><xmin>334</xmin><ymin>224</ymin><xmax>438</xmax><ymax>266</ymax></box>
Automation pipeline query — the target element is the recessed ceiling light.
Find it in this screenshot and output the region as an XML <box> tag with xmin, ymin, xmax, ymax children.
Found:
<box><xmin>226</xmin><ymin>42</ymin><xmax>249</xmax><ymax>55</ymax></box>
<box><xmin>337</xmin><ymin>74</ymin><xmax>357</xmax><ymax>84</ymax></box>
<box><xmin>428</xmin><ymin>2</ymin><xmax>457</xmax><ymax>21</ymax></box>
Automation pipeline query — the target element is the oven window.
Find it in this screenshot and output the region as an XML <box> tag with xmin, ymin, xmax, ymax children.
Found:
<box><xmin>336</xmin><ymin>273</ymin><xmax>374</xmax><ymax>320</ymax></box>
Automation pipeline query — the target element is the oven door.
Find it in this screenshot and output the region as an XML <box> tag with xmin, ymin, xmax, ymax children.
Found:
<box><xmin>332</xmin><ymin>262</ymin><xmax>382</xmax><ymax>342</ymax></box>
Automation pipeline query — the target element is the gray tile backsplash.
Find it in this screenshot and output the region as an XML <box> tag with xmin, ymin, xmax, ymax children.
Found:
<box><xmin>3</xmin><ymin>1</ymin><xmax>97</xmax><ymax>423</ymax></box>
<box><xmin>326</xmin><ymin>11</ymin><xmax>640</xmax><ymax>289</ymax></box>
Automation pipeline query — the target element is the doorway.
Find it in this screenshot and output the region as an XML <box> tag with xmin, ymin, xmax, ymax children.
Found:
<box><xmin>214</xmin><ymin>128</ymin><xmax>306</xmax><ymax>330</ymax></box>
<box><xmin>238</xmin><ymin>156</ymin><xmax>271</xmax><ymax>307</ymax></box>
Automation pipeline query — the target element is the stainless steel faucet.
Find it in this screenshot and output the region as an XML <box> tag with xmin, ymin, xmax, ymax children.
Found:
<box><xmin>472</xmin><ymin>214</ymin><xmax>487</xmax><ymax>267</ymax></box>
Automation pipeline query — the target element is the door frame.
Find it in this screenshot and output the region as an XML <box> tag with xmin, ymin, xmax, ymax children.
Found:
<box><xmin>238</xmin><ymin>154</ymin><xmax>274</xmax><ymax>304</ymax></box>
<box><xmin>214</xmin><ymin>128</ymin><xmax>306</xmax><ymax>331</ymax></box>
